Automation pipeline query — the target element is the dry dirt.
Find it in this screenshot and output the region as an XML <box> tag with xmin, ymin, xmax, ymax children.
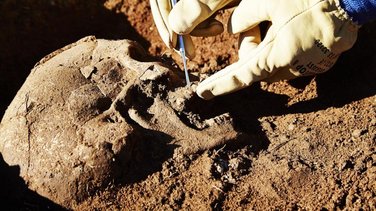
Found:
<box><xmin>0</xmin><ymin>0</ymin><xmax>375</xmax><ymax>210</ymax></box>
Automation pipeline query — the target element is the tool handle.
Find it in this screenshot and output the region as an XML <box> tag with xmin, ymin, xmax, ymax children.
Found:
<box><xmin>170</xmin><ymin>0</ymin><xmax>191</xmax><ymax>86</ymax></box>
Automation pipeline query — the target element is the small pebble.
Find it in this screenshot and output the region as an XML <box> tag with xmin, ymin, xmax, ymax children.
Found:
<box><xmin>352</xmin><ymin>129</ymin><xmax>362</xmax><ymax>138</ymax></box>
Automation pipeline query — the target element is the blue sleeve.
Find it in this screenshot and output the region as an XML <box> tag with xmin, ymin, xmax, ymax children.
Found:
<box><xmin>340</xmin><ymin>0</ymin><xmax>376</xmax><ymax>24</ymax></box>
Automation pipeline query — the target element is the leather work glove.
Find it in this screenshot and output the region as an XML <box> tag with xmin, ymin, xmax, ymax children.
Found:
<box><xmin>150</xmin><ymin>0</ymin><xmax>240</xmax><ymax>59</ymax></box>
<box><xmin>196</xmin><ymin>0</ymin><xmax>359</xmax><ymax>100</ymax></box>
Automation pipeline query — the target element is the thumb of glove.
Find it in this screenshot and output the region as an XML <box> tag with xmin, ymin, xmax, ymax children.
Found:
<box><xmin>151</xmin><ymin>0</ymin><xmax>240</xmax><ymax>59</ymax></box>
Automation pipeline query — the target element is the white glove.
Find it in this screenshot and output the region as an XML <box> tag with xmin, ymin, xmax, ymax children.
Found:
<box><xmin>196</xmin><ymin>0</ymin><xmax>359</xmax><ymax>100</ymax></box>
<box><xmin>150</xmin><ymin>0</ymin><xmax>240</xmax><ymax>59</ymax></box>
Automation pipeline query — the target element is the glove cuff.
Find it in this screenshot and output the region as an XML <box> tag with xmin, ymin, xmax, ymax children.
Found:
<box><xmin>339</xmin><ymin>0</ymin><xmax>376</xmax><ymax>25</ymax></box>
<box><xmin>332</xmin><ymin>0</ymin><xmax>361</xmax><ymax>26</ymax></box>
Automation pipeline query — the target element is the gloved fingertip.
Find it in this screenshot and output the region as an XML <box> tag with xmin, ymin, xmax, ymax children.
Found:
<box><xmin>227</xmin><ymin>14</ymin><xmax>236</xmax><ymax>34</ymax></box>
<box><xmin>191</xmin><ymin>19</ymin><xmax>224</xmax><ymax>37</ymax></box>
<box><xmin>187</xmin><ymin>53</ymin><xmax>195</xmax><ymax>60</ymax></box>
<box><xmin>169</xmin><ymin>2</ymin><xmax>200</xmax><ymax>34</ymax></box>
<box><xmin>196</xmin><ymin>89</ymin><xmax>215</xmax><ymax>100</ymax></box>
<box><xmin>183</xmin><ymin>36</ymin><xmax>196</xmax><ymax>59</ymax></box>
<box><xmin>169</xmin><ymin>33</ymin><xmax>177</xmax><ymax>49</ymax></box>
<box><xmin>227</xmin><ymin>0</ymin><xmax>268</xmax><ymax>34</ymax></box>
<box><xmin>227</xmin><ymin>16</ymin><xmax>245</xmax><ymax>34</ymax></box>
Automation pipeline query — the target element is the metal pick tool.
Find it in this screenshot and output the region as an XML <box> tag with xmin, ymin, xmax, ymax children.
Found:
<box><xmin>170</xmin><ymin>0</ymin><xmax>191</xmax><ymax>86</ymax></box>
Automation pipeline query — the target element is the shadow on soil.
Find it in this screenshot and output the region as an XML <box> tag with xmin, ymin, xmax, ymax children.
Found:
<box><xmin>118</xmin><ymin>128</ymin><xmax>178</xmax><ymax>184</ymax></box>
<box><xmin>0</xmin><ymin>154</ymin><xmax>66</xmax><ymax>210</ymax></box>
<box><xmin>194</xmin><ymin>22</ymin><xmax>376</xmax><ymax>120</ymax></box>
<box><xmin>288</xmin><ymin>22</ymin><xmax>376</xmax><ymax>113</ymax></box>
<box><xmin>0</xmin><ymin>0</ymin><xmax>150</xmax><ymax>208</ymax></box>
<box><xmin>184</xmin><ymin>23</ymin><xmax>376</xmax><ymax>162</ymax></box>
<box><xmin>0</xmin><ymin>0</ymin><xmax>150</xmax><ymax>119</ymax></box>
<box><xmin>1</xmin><ymin>0</ymin><xmax>375</xmax><ymax>206</ymax></box>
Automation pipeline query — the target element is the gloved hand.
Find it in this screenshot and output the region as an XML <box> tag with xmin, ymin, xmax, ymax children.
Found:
<box><xmin>150</xmin><ymin>0</ymin><xmax>240</xmax><ymax>59</ymax></box>
<box><xmin>196</xmin><ymin>0</ymin><xmax>359</xmax><ymax>100</ymax></box>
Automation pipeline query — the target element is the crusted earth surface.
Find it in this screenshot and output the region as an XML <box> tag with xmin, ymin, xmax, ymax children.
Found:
<box><xmin>0</xmin><ymin>0</ymin><xmax>375</xmax><ymax>210</ymax></box>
